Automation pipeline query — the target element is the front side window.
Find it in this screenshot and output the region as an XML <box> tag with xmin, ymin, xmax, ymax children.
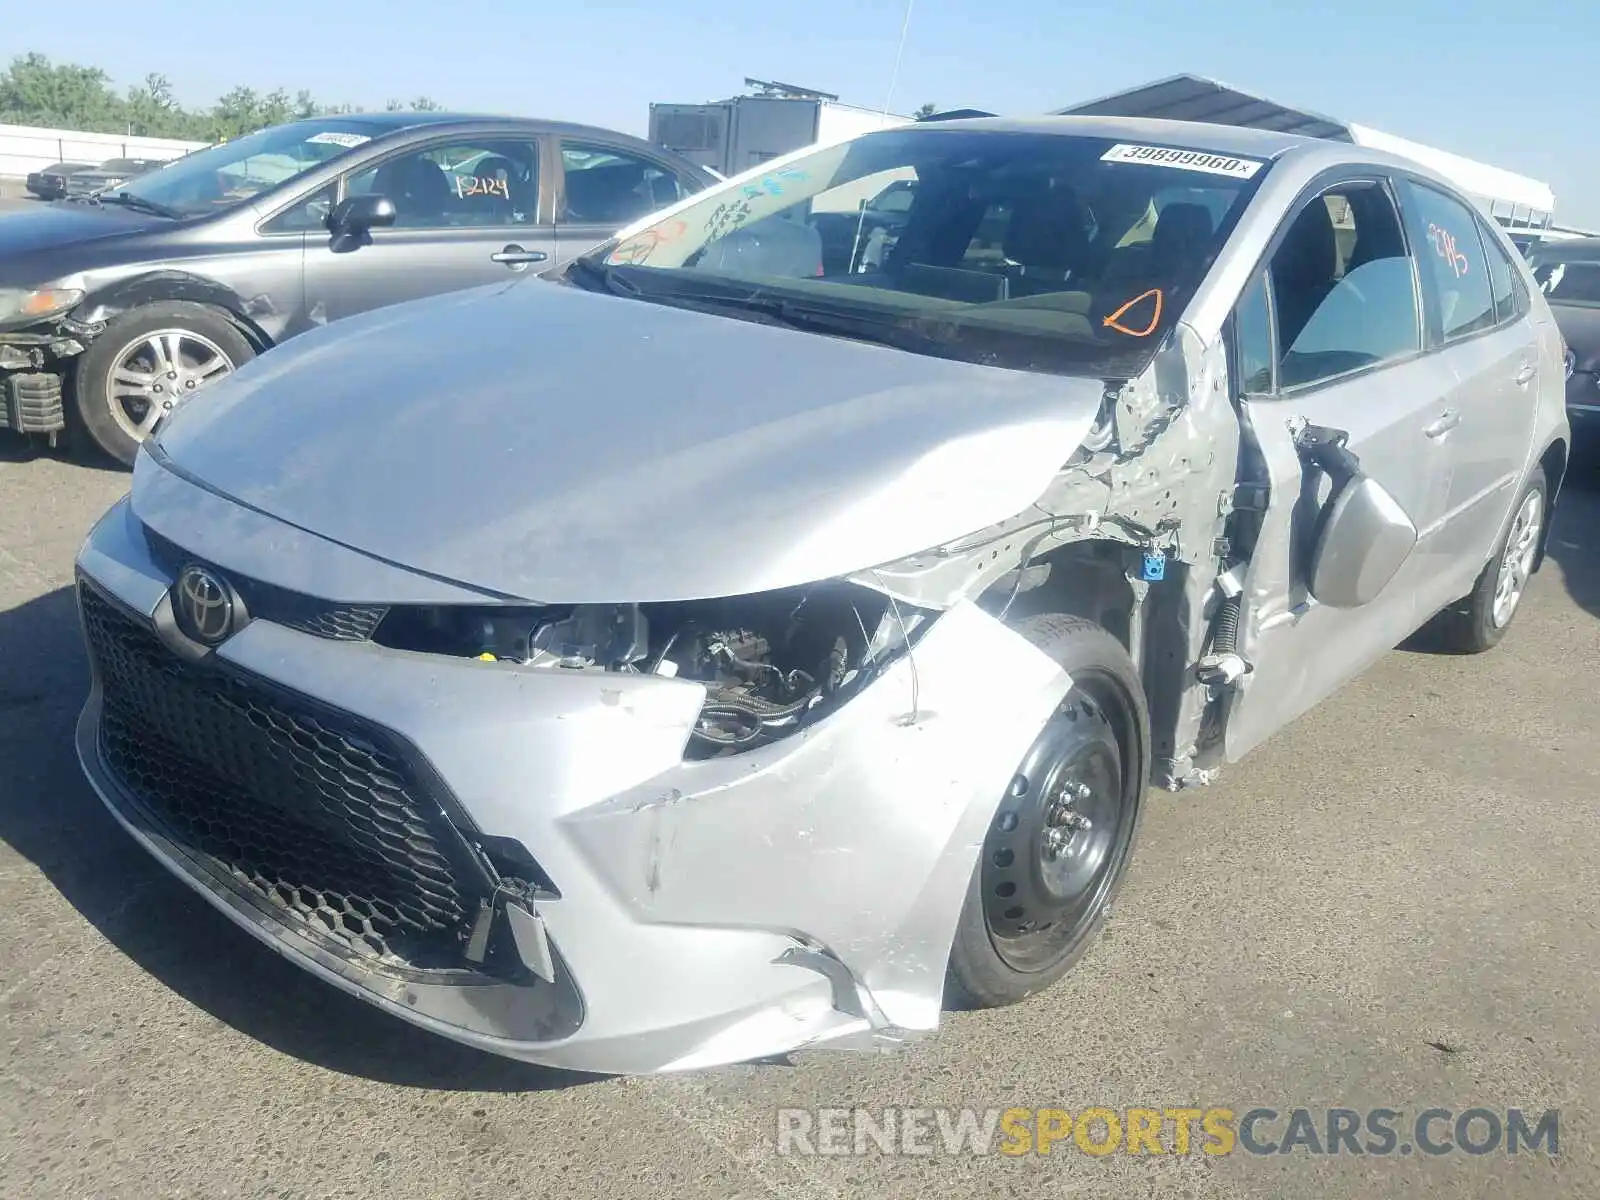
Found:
<box><xmin>120</xmin><ymin>118</ymin><xmax>389</xmax><ymax>216</ymax></box>
<box><xmin>579</xmin><ymin>130</ymin><xmax>1271</xmax><ymax>379</ymax></box>
<box><xmin>1270</xmin><ymin>182</ymin><xmax>1421</xmax><ymax>389</ymax></box>
<box><xmin>1400</xmin><ymin>179</ymin><xmax>1496</xmax><ymax>342</ymax></box>
<box><xmin>560</xmin><ymin>143</ymin><xmax>685</xmax><ymax>225</ymax></box>
<box><xmin>345</xmin><ymin>139</ymin><xmax>540</xmax><ymax>228</ymax></box>
<box><xmin>262</xmin><ymin>183</ymin><xmax>335</xmax><ymax>235</ymax></box>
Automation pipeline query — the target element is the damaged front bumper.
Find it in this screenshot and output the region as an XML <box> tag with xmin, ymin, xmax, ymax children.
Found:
<box><xmin>0</xmin><ymin>319</ymin><xmax>95</xmax><ymax>436</ymax></box>
<box><xmin>73</xmin><ymin>494</ymin><xmax>1072</xmax><ymax>1074</ymax></box>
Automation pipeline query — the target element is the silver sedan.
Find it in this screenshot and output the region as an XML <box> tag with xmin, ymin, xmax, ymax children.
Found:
<box><xmin>72</xmin><ymin>115</ymin><xmax>1570</xmax><ymax>1074</ymax></box>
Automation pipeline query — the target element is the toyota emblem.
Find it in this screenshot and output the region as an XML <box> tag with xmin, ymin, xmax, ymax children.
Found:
<box><xmin>176</xmin><ymin>564</ymin><xmax>234</xmax><ymax>645</ymax></box>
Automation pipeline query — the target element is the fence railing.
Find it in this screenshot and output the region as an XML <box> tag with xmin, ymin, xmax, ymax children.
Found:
<box><xmin>0</xmin><ymin>122</ymin><xmax>208</xmax><ymax>179</ymax></box>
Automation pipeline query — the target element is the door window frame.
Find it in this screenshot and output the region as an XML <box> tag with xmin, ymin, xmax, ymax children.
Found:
<box><xmin>336</xmin><ymin>134</ymin><xmax>550</xmax><ymax>230</ymax></box>
<box><xmin>1228</xmin><ymin>168</ymin><xmax>1428</xmax><ymax>400</ymax></box>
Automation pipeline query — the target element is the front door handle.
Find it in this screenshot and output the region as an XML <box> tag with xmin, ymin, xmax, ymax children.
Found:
<box><xmin>1514</xmin><ymin>362</ymin><xmax>1537</xmax><ymax>387</ymax></box>
<box><xmin>1423</xmin><ymin>408</ymin><xmax>1461</xmax><ymax>439</ymax></box>
<box><xmin>491</xmin><ymin>245</ymin><xmax>549</xmax><ymax>267</ymax></box>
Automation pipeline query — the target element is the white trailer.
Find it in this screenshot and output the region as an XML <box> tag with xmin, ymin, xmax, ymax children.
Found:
<box><xmin>649</xmin><ymin>91</ymin><xmax>909</xmax><ymax>178</ymax></box>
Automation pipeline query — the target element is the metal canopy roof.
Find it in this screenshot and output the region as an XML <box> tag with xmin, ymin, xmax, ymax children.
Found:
<box><xmin>1053</xmin><ymin>74</ymin><xmax>1555</xmax><ymax>219</ymax></box>
<box><xmin>1054</xmin><ymin>74</ymin><xmax>1352</xmax><ymax>141</ymax></box>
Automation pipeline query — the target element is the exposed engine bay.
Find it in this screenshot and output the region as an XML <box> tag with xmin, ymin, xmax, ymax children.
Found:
<box><xmin>374</xmin><ymin>583</ymin><xmax>927</xmax><ymax>757</ymax></box>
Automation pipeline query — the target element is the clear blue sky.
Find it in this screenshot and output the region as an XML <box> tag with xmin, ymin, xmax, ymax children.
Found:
<box><xmin>12</xmin><ymin>0</ymin><xmax>1600</xmax><ymax>225</ymax></box>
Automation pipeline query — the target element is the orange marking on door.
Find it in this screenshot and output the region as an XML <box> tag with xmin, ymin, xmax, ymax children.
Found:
<box><xmin>1103</xmin><ymin>288</ymin><xmax>1164</xmax><ymax>337</ymax></box>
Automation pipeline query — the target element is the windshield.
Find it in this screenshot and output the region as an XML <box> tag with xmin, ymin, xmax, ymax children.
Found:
<box><xmin>1531</xmin><ymin>257</ymin><xmax>1600</xmax><ymax>308</ymax></box>
<box><xmin>584</xmin><ymin>128</ymin><xmax>1270</xmax><ymax>378</ymax></box>
<box><xmin>119</xmin><ymin>118</ymin><xmax>388</xmax><ymax>216</ymax></box>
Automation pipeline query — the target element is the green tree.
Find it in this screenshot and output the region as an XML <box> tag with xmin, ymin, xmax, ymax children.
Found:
<box><xmin>0</xmin><ymin>53</ymin><xmax>448</xmax><ymax>142</ymax></box>
<box><xmin>913</xmin><ymin>102</ymin><xmax>939</xmax><ymax>119</ymax></box>
<box><xmin>0</xmin><ymin>51</ymin><xmax>124</xmax><ymax>132</ymax></box>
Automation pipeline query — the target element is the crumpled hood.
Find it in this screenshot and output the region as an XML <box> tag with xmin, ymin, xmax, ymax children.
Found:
<box><xmin>150</xmin><ymin>278</ymin><xmax>1105</xmax><ymax>603</ymax></box>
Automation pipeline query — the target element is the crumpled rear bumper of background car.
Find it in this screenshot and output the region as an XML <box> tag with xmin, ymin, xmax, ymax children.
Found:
<box><xmin>73</xmin><ymin>491</ymin><xmax>1073</xmax><ymax>1075</ymax></box>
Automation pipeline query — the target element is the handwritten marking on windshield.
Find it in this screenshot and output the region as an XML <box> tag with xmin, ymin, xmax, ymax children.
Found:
<box><xmin>739</xmin><ymin>167</ymin><xmax>808</xmax><ymax>200</ymax></box>
<box><xmin>609</xmin><ymin>220</ymin><xmax>688</xmax><ymax>266</ymax></box>
<box><xmin>1103</xmin><ymin>289</ymin><xmax>1164</xmax><ymax>337</ymax></box>
<box><xmin>454</xmin><ymin>175</ymin><xmax>510</xmax><ymax>200</ymax></box>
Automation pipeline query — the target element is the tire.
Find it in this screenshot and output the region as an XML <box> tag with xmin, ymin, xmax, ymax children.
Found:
<box><xmin>71</xmin><ymin>302</ymin><xmax>255</xmax><ymax>466</ymax></box>
<box><xmin>946</xmin><ymin>613</ymin><xmax>1151</xmax><ymax>1010</ymax></box>
<box><xmin>1422</xmin><ymin>466</ymin><xmax>1547</xmax><ymax>654</ymax></box>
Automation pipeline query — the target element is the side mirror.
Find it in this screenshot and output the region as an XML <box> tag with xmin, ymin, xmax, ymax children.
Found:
<box><xmin>1299</xmin><ymin>426</ymin><xmax>1417</xmax><ymax>609</ymax></box>
<box><xmin>327</xmin><ymin>193</ymin><xmax>397</xmax><ymax>239</ymax></box>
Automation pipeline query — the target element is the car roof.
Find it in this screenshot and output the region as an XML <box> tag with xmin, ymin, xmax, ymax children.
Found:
<box><xmin>267</xmin><ymin>112</ymin><xmax>713</xmax><ymax>178</ymax></box>
<box><xmin>1527</xmin><ymin>236</ymin><xmax>1600</xmax><ymax>263</ymax></box>
<box><xmin>285</xmin><ymin>111</ymin><xmax>664</xmax><ymax>142</ymax></box>
<box><xmin>896</xmin><ymin>114</ymin><xmax>1315</xmax><ymax>160</ymax></box>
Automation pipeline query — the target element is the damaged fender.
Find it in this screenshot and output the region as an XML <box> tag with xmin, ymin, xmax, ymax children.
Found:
<box><xmin>560</xmin><ymin>599</ymin><xmax>1074</xmax><ymax>1036</ymax></box>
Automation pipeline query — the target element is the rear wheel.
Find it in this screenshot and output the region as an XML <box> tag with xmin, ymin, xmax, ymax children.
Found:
<box><xmin>946</xmin><ymin>614</ymin><xmax>1149</xmax><ymax>1009</ymax></box>
<box><xmin>71</xmin><ymin>302</ymin><xmax>255</xmax><ymax>466</ymax></box>
<box><xmin>1423</xmin><ymin>466</ymin><xmax>1546</xmax><ymax>653</ymax></box>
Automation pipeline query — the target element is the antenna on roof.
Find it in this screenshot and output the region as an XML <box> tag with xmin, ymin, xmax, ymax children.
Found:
<box><xmin>879</xmin><ymin>0</ymin><xmax>915</xmax><ymax>118</ymax></box>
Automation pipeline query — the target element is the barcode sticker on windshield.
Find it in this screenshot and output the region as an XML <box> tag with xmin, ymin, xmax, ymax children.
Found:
<box><xmin>306</xmin><ymin>132</ymin><xmax>372</xmax><ymax>148</ymax></box>
<box><xmin>1101</xmin><ymin>143</ymin><xmax>1263</xmax><ymax>179</ymax></box>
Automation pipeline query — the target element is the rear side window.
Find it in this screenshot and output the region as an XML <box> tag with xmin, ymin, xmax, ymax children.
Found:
<box><xmin>1480</xmin><ymin>223</ymin><xmax>1524</xmax><ymax>324</ymax></box>
<box><xmin>1400</xmin><ymin>180</ymin><xmax>1496</xmax><ymax>342</ymax></box>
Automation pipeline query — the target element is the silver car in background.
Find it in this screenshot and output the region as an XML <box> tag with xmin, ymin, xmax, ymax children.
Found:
<box><xmin>72</xmin><ymin>116</ymin><xmax>1569</xmax><ymax>1074</ymax></box>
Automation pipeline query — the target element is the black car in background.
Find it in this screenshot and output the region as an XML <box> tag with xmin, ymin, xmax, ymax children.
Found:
<box><xmin>61</xmin><ymin>157</ymin><xmax>169</xmax><ymax>199</ymax></box>
<box><xmin>24</xmin><ymin>161</ymin><xmax>94</xmax><ymax>200</ymax></box>
<box><xmin>0</xmin><ymin>112</ymin><xmax>716</xmax><ymax>464</ymax></box>
<box><xmin>1528</xmin><ymin>237</ymin><xmax>1600</xmax><ymax>434</ymax></box>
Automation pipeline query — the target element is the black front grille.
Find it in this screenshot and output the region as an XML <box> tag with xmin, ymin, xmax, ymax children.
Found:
<box><xmin>80</xmin><ymin>581</ymin><xmax>490</xmax><ymax>973</ymax></box>
<box><xmin>141</xmin><ymin>524</ymin><xmax>387</xmax><ymax>642</ymax></box>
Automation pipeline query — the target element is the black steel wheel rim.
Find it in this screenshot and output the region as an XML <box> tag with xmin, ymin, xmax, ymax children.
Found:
<box><xmin>980</xmin><ymin>671</ymin><xmax>1139</xmax><ymax>973</ymax></box>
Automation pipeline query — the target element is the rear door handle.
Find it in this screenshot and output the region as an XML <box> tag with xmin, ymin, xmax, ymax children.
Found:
<box><xmin>491</xmin><ymin>245</ymin><xmax>549</xmax><ymax>267</ymax></box>
<box><xmin>1423</xmin><ymin>409</ymin><xmax>1461</xmax><ymax>439</ymax></box>
<box><xmin>1514</xmin><ymin>362</ymin><xmax>1537</xmax><ymax>386</ymax></box>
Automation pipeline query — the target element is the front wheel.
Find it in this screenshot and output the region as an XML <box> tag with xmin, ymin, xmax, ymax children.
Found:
<box><xmin>946</xmin><ymin>614</ymin><xmax>1150</xmax><ymax>1009</ymax></box>
<box><xmin>71</xmin><ymin>302</ymin><xmax>256</xmax><ymax>466</ymax></box>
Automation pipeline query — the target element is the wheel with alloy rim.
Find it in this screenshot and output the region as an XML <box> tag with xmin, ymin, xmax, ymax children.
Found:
<box><xmin>947</xmin><ymin>614</ymin><xmax>1149</xmax><ymax>1008</ymax></box>
<box><xmin>1491</xmin><ymin>486</ymin><xmax>1543</xmax><ymax>629</ymax></box>
<box><xmin>1422</xmin><ymin>465</ymin><xmax>1548</xmax><ymax>654</ymax></box>
<box><xmin>71</xmin><ymin>301</ymin><xmax>256</xmax><ymax>466</ymax></box>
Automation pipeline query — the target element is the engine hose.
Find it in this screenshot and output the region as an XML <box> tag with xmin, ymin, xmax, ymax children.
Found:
<box><xmin>693</xmin><ymin>693</ymin><xmax>815</xmax><ymax>747</ymax></box>
<box><xmin>1212</xmin><ymin>595</ymin><xmax>1241</xmax><ymax>654</ymax></box>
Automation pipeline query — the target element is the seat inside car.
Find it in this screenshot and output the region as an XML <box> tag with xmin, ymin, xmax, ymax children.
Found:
<box><xmin>1271</xmin><ymin>199</ymin><xmax>1340</xmax><ymax>350</ymax></box>
<box><xmin>1148</xmin><ymin>202</ymin><xmax>1216</xmax><ymax>277</ymax></box>
<box><xmin>372</xmin><ymin>156</ymin><xmax>454</xmax><ymax>225</ymax></box>
<box><xmin>468</xmin><ymin>154</ymin><xmax>523</xmax><ymax>221</ymax></box>
<box><xmin>565</xmin><ymin>163</ymin><xmax>648</xmax><ymax>224</ymax></box>
<box><xmin>1000</xmin><ymin>185</ymin><xmax>1094</xmax><ymax>294</ymax></box>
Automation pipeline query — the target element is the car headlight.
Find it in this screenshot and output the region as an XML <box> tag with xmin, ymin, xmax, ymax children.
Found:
<box><xmin>0</xmin><ymin>287</ymin><xmax>85</xmax><ymax>330</ymax></box>
<box><xmin>371</xmin><ymin>583</ymin><xmax>932</xmax><ymax>757</ymax></box>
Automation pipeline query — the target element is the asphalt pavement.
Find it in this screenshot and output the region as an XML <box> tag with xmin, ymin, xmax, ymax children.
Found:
<box><xmin>1</xmin><ymin>262</ymin><xmax>1598</xmax><ymax>1195</ymax></box>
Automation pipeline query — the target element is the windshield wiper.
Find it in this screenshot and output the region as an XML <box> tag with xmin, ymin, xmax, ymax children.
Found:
<box><xmin>565</xmin><ymin>255</ymin><xmax>641</xmax><ymax>297</ymax></box>
<box><xmin>97</xmin><ymin>191</ymin><xmax>183</xmax><ymax>219</ymax></box>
